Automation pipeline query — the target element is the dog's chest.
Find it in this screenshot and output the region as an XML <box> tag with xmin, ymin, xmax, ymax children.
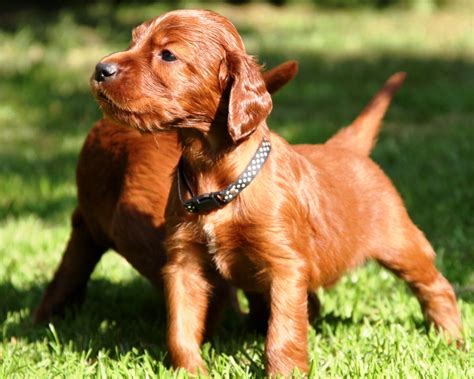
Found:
<box><xmin>203</xmin><ymin>222</ymin><xmax>219</xmax><ymax>256</ymax></box>
<box><xmin>201</xmin><ymin>217</ymin><xmax>260</xmax><ymax>289</ymax></box>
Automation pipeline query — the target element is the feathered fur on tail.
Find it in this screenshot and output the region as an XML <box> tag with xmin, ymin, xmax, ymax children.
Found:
<box><xmin>326</xmin><ymin>72</ymin><xmax>406</xmax><ymax>156</ymax></box>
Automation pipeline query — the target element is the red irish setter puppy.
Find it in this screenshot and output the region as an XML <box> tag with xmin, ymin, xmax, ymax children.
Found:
<box><xmin>88</xmin><ymin>9</ymin><xmax>462</xmax><ymax>376</ymax></box>
<box><xmin>33</xmin><ymin>61</ymin><xmax>299</xmax><ymax>324</ymax></box>
<box><xmin>34</xmin><ymin>59</ymin><xmax>404</xmax><ymax>330</ymax></box>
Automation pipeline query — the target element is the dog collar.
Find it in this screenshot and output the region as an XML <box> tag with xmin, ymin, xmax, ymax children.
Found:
<box><xmin>177</xmin><ymin>138</ymin><xmax>272</xmax><ymax>214</ymax></box>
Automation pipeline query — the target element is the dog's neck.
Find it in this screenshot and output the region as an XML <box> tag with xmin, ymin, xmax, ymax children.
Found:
<box><xmin>178</xmin><ymin>124</ymin><xmax>269</xmax><ymax>196</ymax></box>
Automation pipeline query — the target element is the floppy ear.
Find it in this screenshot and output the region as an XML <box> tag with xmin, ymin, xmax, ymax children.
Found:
<box><xmin>224</xmin><ymin>51</ymin><xmax>272</xmax><ymax>143</ymax></box>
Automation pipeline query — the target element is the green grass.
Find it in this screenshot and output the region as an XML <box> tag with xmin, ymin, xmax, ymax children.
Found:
<box><xmin>1</xmin><ymin>1</ymin><xmax>473</xmax><ymax>377</ymax></box>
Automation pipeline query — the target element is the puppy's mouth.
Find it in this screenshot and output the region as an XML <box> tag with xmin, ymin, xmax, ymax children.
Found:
<box><xmin>91</xmin><ymin>83</ymin><xmax>131</xmax><ymax>116</ymax></box>
<box><xmin>91</xmin><ymin>86</ymin><xmax>167</xmax><ymax>133</ymax></box>
<box><xmin>92</xmin><ymin>85</ymin><xmax>122</xmax><ymax>110</ymax></box>
<box><xmin>97</xmin><ymin>91</ymin><xmax>112</xmax><ymax>104</ymax></box>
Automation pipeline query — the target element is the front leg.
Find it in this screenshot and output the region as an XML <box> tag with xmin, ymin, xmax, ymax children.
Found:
<box><xmin>266</xmin><ymin>272</ymin><xmax>309</xmax><ymax>376</ymax></box>
<box><xmin>163</xmin><ymin>242</ymin><xmax>213</xmax><ymax>375</ymax></box>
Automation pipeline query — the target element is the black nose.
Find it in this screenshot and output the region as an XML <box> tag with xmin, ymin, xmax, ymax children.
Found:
<box><xmin>94</xmin><ymin>62</ymin><xmax>118</xmax><ymax>82</ymax></box>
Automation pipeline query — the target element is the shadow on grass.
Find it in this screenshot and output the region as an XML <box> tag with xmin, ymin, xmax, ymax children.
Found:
<box><xmin>1</xmin><ymin>275</ymin><xmax>168</xmax><ymax>358</ymax></box>
<box><xmin>1</xmin><ymin>273</ymin><xmax>264</xmax><ymax>373</ymax></box>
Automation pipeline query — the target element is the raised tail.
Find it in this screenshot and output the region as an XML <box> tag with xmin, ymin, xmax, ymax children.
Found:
<box><xmin>325</xmin><ymin>72</ymin><xmax>406</xmax><ymax>156</ymax></box>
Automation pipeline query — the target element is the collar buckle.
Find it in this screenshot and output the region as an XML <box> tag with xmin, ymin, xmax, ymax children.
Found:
<box><xmin>183</xmin><ymin>193</ymin><xmax>224</xmax><ymax>214</ymax></box>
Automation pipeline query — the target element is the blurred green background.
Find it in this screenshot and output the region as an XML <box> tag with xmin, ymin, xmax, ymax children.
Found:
<box><xmin>0</xmin><ymin>0</ymin><xmax>473</xmax><ymax>377</ymax></box>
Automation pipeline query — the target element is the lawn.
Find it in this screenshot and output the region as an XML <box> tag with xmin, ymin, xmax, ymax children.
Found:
<box><xmin>1</xmin><ymin>1</ymin><xmax>473</xmax><ymax>377</ymax></box>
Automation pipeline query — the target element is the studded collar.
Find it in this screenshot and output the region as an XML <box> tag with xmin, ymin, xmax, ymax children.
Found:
<box><xmin>177</xmin><ymin>138</ymin><xmax>272</xmax><ymax>214</ymax></box>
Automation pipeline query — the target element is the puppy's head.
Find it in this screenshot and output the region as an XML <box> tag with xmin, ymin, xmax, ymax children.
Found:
<box><xmin>91</xmin><ymin>9</ymin><xmax>272</xmax><ymax>142</ymax></box>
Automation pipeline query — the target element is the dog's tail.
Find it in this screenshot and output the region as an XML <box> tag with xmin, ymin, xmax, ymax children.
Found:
<box><xmin>325</xmin><ymin>72</ymin><xmax>406</xmax><ymax>156</ymax></box>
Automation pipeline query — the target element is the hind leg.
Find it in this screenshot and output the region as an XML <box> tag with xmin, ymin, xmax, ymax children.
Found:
<box><xmin>34</xmin><ymin>208</ymin><xmax>106</xmax><ymax>324</ymax></box>
<box><xmin>376</xmin><ymin>227</ymin><xmax>462</xmax><ymax>340</ymax></box>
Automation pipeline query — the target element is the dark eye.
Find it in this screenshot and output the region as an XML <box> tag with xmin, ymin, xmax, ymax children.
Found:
<box><xmin>161</xmin><ymin>50</ymin><xmax>177</xmax><ymax>62</ymax></box>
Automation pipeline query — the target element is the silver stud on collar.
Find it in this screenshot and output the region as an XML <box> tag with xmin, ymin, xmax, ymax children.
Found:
<box><xmin>215</xmin><ymin>138</ymin><xmax>272</xmax><ymax>204</ymax></box>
